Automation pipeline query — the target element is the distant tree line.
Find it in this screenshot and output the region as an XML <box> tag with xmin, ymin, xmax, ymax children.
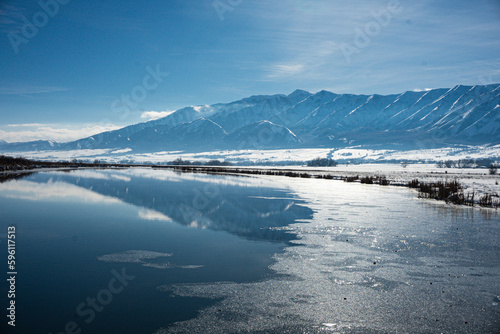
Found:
<box><xmin>490</xmin><ymin>164</ymin><xmax>498</xmax><ymax>175</ymax></box>
<box><xmin>306</xmin><ymin>157</ymin><xmax>338</xmax><ymax>167</ymax></box>
<box><xmin>0</xmin><ymin>155</ymin><xmax>31</xmax><ymax>165</ymax></box>
<box><xmin>0</xmin><ymin>155</ymin><xmax>110</xmax><ymax>172</ymax></box>
<box><xmin>169</xmin><ymin>158</ymin><xmax>233</xmax><ymax>166</ymax></box>
<box><xmin>435</xmin><ymin>158</ymin><xmax>497</xmax><ymax>169</ymax></box>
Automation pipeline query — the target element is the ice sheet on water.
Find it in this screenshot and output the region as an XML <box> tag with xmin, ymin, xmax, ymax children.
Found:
<box><xmin>154</xmin><ymin>177</ymin><xmax>500</xmax><ymax>333</ymax></box>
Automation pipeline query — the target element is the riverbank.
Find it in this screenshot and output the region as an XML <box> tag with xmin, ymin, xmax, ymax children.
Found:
<box><xmin>1</xmin><ymin>156</ymin><xmax>499</xmax><ymax>208</ymax></box>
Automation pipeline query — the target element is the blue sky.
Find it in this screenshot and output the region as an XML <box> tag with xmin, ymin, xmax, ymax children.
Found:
<box><xmin>0</xmin><ymin>0</ymin><xmax>499</xmax><ymax>142</ymax></box>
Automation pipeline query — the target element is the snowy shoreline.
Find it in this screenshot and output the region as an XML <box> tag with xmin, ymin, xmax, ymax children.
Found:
<box><xmin>2</xmin><ymin>162</ymin><xmax>498</xmax><ymax>208</ymax></box>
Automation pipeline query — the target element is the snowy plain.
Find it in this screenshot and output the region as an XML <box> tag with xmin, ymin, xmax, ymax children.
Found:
<box><xmin>5</xmin><ymin>144</ymin><xmax>500</xmax><ymax>165</ymax></box>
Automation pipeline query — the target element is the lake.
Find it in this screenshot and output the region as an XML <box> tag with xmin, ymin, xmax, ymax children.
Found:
<box><xmin>1</xmin><ymin>168</ymin><xmax>499</xmax><ymax>333</ymax></box>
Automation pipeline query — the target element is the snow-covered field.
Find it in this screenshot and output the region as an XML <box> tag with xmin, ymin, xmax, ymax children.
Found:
<box><xmin>288</xmin><ymin>164</ymin><xmax>500</xmax><ymax>198</ymax></box>
<box><xmin>4</xmin><ymin>144</ymin><xmax>500</xmax><ymax>165</ymax></box>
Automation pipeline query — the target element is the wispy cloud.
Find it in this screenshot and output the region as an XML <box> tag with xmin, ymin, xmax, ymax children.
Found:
<box><xmin>140</xmin><ymin>110</ymin><xmax>175</xmax><ymax>121</ymax></box>
<box><xmin>252</xmin><ymin>1</ymin><xmax>401</xmax><ymax>82</ymax></box>
<box><xmin>0</xmin><ymin>86</ymin><xmax>68</xmax><ymax>95</ymax></box>
<box><xmin>0</xmin><ymin>3</ymin><xmax>27</xmax><ymax>33</ymax></box>
<box><xmin>250</xmin><ymin>0</ymin><xmax>500</xmax><ymax>92</ymax></box>
<box><xmin>263</xmin><ymin>63</ymin><xmax>305</xmax><ymax>79</ymax></box>
<box><xmin>6</xmin><ymin>123</ymin><xmax>46</xmax><ymax>127</ymax></box>
<box><xmin>0</xmin><ymin>123</ymin><xmax>122</xmax><ymax>143</ymax></box>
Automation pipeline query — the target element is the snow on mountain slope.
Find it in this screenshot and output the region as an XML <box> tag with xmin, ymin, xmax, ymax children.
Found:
<box><xmin>127</xmin><ymin>118</ymin><xmax>228</xmax><ymax>151</ymax></box>
<box><xmin>210</xmin><ymin>94</ymin><xmax>294</xmax><ymax>133</ymax></box>
<box><xmin>287</xmin><ymin>89</ymin><xmax>313</xmax><ymax>105</ymax></box>
<box><xmin>223</xmin><ymin>120</ymin><xmax>301</xmax><ymax>149</ymax></box>
<box><xmin>298</xmin><ymin>93</ymin><xmax>391</xmax><ymax>133</ymax></box>
<box><xmin>273</xmin><ymin>90</ymin><xmax>338</xmax><ymax>128</ymax></box>
<box><xmin>1</xmin><ymin>84</ymin><xmax>499</xmax><ymax>153</ymax></box>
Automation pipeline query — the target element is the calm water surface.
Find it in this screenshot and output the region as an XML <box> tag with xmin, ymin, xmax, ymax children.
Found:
<box><xmin>0</xmin><ymin>168</ymin><xmax>311</xmax><ymax>333</ymax></box>
<box><xmin>0</xmin><ymin>168</ymin><xmax>499</xmax><ymax>333</ymax></box>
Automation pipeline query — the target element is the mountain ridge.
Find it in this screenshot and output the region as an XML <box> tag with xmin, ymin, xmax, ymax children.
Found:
<box><xmin>1</xmin><ymin>84</ymin><xmax>499</xmax><ymax>153</ymax></box>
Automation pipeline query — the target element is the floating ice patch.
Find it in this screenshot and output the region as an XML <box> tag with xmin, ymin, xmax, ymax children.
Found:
<box><xmin>97</xmin><ymin>250</ymin><xmax>203</xmax><ymax>270</ymax></box>
<box><xmin>179</xmin><ymin>265</ymin><xmax>205</xmax><ymax>269</ymax></box>
<box><xmin>97</xmin><ymin>250</ymin><xmax>173</xmax><ymax>269</ymax></box>
<box><xmin>142</xmin><ymin>262</ymin><xmax>176</xmax><ymax>269</ymax></box>
<box><xmin>97</xmin><ymin>250</ymin><xmax>173</xmax><ymax>264</ymax></box>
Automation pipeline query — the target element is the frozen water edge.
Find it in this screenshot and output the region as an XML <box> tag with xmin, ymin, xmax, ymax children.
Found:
<box><xmin>224</xmin><ymin>163</ymin><xmax>500</xmax><ymax>199</ymax></box>
<box><xmin>154</xmin><ymin>177</ymin><xmax>500</xmax><ymax>334</ymax></box>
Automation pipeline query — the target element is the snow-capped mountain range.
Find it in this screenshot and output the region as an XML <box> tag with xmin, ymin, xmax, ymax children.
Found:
<box><xmin>1</xmin><ymin>84</ymin><xmax>499</xmax><ymax>153</ymax></box>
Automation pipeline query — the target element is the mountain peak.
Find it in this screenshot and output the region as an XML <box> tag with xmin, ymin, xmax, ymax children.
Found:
<box><xmin>314</xmin><ymin>90</ymin><xmax>338</xmax><ymax>98</ymax></box>
<box><xmin>287</xmin><ymin>89</ymin><xmax>312</xmax><ymax>105</ymax></box>
<box><xmin>288</xmin><ymin>89</ymin><xmax>310</xmax><ymax>96</ymax></box>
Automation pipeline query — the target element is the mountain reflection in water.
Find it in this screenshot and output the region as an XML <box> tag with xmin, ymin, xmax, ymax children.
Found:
<box><xmin>11</xmin><ymin>168</ymin><xmax>314</xmax><ymax>242</ymax></box>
